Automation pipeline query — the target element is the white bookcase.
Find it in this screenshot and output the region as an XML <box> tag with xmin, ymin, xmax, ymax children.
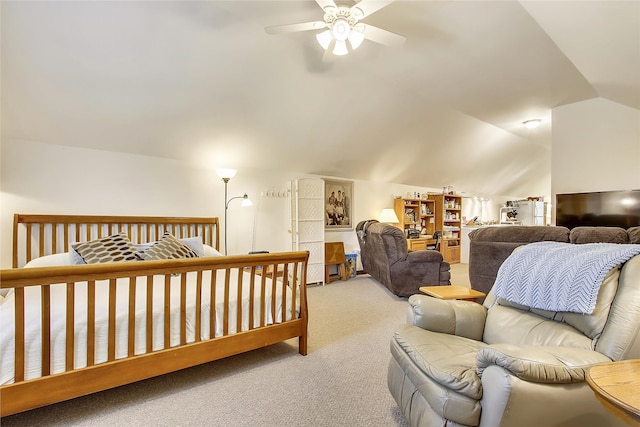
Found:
<box><xmin>290</xmin><ymin>178</ymin><xmax>325</xmax><ymax>284</ymax></box>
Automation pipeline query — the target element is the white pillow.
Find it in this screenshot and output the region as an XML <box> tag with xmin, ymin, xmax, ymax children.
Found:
<box><xmin>203</xmin><ymin>244</ymin><xmax>223</xmax><ymax>257</ymax></box>
<box><xmin>179</xmin><ymin>237</ymin><xmax>205</xmax><ymax>257</ymax></box>
<box><xmin>1</xmin><ymin>253</ymin><xmax>76</xmax><ymax>301</ymax></box>
<box><xmin>23</xmin><ymin>252</ymin><xmax>74</xmax><ymax>268</ymax></box>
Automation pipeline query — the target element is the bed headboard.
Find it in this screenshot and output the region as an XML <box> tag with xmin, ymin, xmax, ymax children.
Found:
<box><xmin>13</xmin><ymin>214</ymin><xmax>220</xmax><ymax>268</ymax></box>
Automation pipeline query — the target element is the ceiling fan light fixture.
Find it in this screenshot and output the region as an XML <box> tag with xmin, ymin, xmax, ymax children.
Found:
<box><xmin>316</xmin><ymin>30</ymin><xmax>332</xmax><ymax>50</ymax></box>
<box><xmin>333</xmin><ymin>39</ymin><xmax>349</xmax><ymax>55</ymax></box>
<box><xmin>523</xmin><ymin>119</ymin><xmax>542</xmax><ymax>129</ymax></box>
<box><xmin>348</xmin><ymin>27</ymin><xmax>365</xmax><ymax>50</ymax></box>
<box><xmin>332</xmin><ymin>18</ymin><xmax>350</xmax><ymax>41</ymax></box>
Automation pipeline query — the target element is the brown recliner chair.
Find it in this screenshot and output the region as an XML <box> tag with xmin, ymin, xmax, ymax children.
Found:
<box><xmin>356</xmin><ymin>220</ymin><xmax>450</xmax><ymax>297</ymax></box>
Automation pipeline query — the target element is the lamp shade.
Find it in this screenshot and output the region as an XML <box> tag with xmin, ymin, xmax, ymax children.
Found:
<box><xmin>332</xmin><ymin>39</ymin><xmax>348</xmax><ymax>56</ymax></box>
<box><xmin>379</xmin><ymin>208</ymin><xmax>399</xmax><ymax>223</ymax></box>
<box><xmin>216</xmin><ymin>168</ymin><xmax>237</xmax><ymax>179</ymax></box>
<box><xmin>316</xmin><ymin>30</ymin><xmax>332</xmax><ymax>50</ymax></box>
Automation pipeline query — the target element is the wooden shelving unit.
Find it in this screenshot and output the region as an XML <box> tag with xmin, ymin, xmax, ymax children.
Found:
<box><xmin>393</xmin><ymin>198</ymin><xmax>437</xmax><ymax>250</ymax></box>
<box><xmin>429</xmin><ymin>193</ymin><xmax>463</xmax><ymax>264</ymax></box>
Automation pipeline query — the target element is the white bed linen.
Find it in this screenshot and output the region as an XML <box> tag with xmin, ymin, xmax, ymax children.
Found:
<box><xmin>1</xmin><ymin>260</ymin><xmax>298</xmax><ymax>385</ymax></box>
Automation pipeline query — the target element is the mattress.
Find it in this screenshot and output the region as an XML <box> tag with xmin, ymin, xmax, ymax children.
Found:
<box><xmin>1</xmin><ymin>262</ymin><xmax>297</xmax><ymax>385</ymax></box>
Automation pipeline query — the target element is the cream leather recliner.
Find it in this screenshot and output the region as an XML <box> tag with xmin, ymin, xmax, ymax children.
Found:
<box><xmin>388</xmin><ymin>253</ymin><xmax>640</xmax><ymax>427</ymax></box>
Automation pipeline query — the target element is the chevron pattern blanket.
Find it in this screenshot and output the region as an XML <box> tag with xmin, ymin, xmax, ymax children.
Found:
<box><xmin>493</xmin><ymin>241</ymin><xmax>640</xmax><ymax>314</ymax></box>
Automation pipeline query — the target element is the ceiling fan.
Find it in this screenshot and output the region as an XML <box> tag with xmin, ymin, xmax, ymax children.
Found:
<box><xmin>265</xmin><ymin>0</ymin><xmax>405</xmax><ymax>59</ymax></box>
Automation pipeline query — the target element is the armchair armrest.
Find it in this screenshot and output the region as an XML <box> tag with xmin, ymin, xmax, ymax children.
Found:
<box><xmin>407</xmin><ymin>294</ymin><xmax>487</xmax><ymax>340</ymax></box>
<box><xmin>407</xmin><ymin>250</ymin><xmax>443</xmax><ymax>263</ymax></box>
<box><xmin>476</xmin><ymin>344</ymin><xmax>612</xmax><ymax>383</ymax></box>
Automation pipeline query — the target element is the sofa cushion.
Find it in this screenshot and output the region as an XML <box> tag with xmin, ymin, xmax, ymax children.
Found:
<box><xmin>570</xmin><ymin>226</ymin><xmax>629</xmax><ymax>244</ymax></box>
<box><xmin>390</xmin><ymin>337</ymin><xmax>482</xmax><ymax>426</ymax></box>
<box><xmin>484</xmin><ymin>304</ymin><xmax>594</xmax><ymax>349</ymax></box>
<box><xmin>392</xmin><ymin>324</ymin><xmax>485</xmax><ymax>400</ymax></box>
<box><xmin>628</xmin><ymin>226</ymin><xmax>640</xmax><ymax>244</ymax></box>
<box><xmin>468</xmin><ymin>225</ymin><xmax>570</xmax><ymax>243</ymax></box>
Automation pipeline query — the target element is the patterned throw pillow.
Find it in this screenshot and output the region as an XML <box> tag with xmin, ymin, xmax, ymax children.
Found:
<box><xmin>71</xmin><ymin>232</ymin><xmax>140</xmax><ymax>264</ymax></box>
<box><xmin>139</xmin><ymin>232</ymin><xmax>200</xmax><ymax>260</ymax></box>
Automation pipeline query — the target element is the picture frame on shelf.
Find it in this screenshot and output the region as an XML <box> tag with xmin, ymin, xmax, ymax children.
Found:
<box><xmin>324</xmin><ymin>178</ymin><xmax>354</xmax><ymax>230</ymax></box>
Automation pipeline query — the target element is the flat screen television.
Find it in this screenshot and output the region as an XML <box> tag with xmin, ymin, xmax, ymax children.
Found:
<box><xmin>556</xmin><ymin>190</ymin><xmax>640</xmax><ymax>229</ymax></box>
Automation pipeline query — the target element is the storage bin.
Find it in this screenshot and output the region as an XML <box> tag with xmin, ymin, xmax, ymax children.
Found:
<box><xmin>345</xmin><ymin>253</ymin><xmax>358</xmax><ymax>278</ymax></box>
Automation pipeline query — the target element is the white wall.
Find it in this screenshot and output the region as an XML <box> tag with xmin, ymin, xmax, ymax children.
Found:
<box><xmin>0</xmin><ymin>139</ymin><xmax>294</xmax><ymax>266</ymax></box>
<box><xmin>0</xmin><ymin>138</ymin><xmax>542</xmax><ymax>268</ymax></box>
<box><xmin>551</xmin><ymin>97</ymin><xmax>640</xmax><ymax>223</ymax></box>
<box><xmin>552</xmin><ymin>98</ymin><xmax>640</xmax><ymax>194</ymax></box>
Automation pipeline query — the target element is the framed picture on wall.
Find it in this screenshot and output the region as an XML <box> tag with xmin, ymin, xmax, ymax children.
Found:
<box><xmin>324</xmin><ymin>179</ymin><xmax>354</xmax><ymax>230</ymax></box>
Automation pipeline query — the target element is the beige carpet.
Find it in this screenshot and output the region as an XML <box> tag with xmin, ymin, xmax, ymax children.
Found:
<box><xmin>1</xmin><ymin>264</ymin><xmax>470</xmax><ymax>427</ymax></box>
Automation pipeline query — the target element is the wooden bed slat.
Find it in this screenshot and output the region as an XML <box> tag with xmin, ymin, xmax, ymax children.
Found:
<box><xmin>145</xmin><ymin>275</ymin><xmax>153</xmax><ymax>353</ymax></box>
<box><xmin>108</xmin><ymin>279</ymin><xmax>117</xmax><ymax>361</ymax></box>
<box><xmin>127</xmin><ymin>277</ymin><xmax>136</xmax><ymax>358</ymax></box>
<box><xmin>88</xmin><ymin>280</ymin><xmax>96</xmax><ymax>367</ymax></box>
<box><xmin>248</xmin><ymin>268</ymin><xmax>256</xmax><ymax>331</ymax></box>
<box><xmin>65</xmin><ymin>283</ymin><xmax>75</xmax><ymax>371</ymax></box>
<box><xmin>236</xmin><ymin>268</ymin><xmax>243</xmax><ymax>333</ymax></box>
<box><xmin>52</xmin><ymin>225</ymin><xmax>57</xmax><ymax>255</ymax></box>
<box><xmin>42</xmin><ymin>285</ymin><xmax>51</xmax><ymax>376</ymax></box>
<box><xmin>25</xmin><ymin>224</ymin><xmax>32</xmax><ymax>266</ymax></box>
<box><xmin>210</xmin><ymin>270</ymin><xmax>217</xmax><ymax>338</ymax></box>
<box><xmin>180</xmin><ymin>273</ymin><xmax>187</xmax><ymax>346</ymax></box>
<box><xmin>38</xmin><ymin>224</ymin><xmax>45</xmax><ymax>260</ymax></box>
<box><xmin>163</xmin><ymin>275</ymin><xmax>171</xmax><ymax>349</ymax></box>
<box><xmin>195</xmin><ymin>271</ymin><xmax>203</xmax><ymax>342</ymax></box>
<box><xmin>14</xmin><ymin>288</ymin><xmax>25</xmax><ymax>383</ymax></box>
<box><xmin>260</xmin><ymin>273</ymin><xmax>267</xmax><ymax>328</ymax></box>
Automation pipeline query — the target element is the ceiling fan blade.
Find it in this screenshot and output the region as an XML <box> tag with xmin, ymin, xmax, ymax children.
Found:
<box><xmin>315</xmin><ymin>0</ymin><xmax>338</xmax><ymax>12</ymax></box>
<box><xmin>351</xmin><ymin>0</ymin><xmax>395</xmax><ymax>19</ymax></box>
<box><xmin>361</xmin><ymin>23</ymin><xmax>406</xmax><ymax>47</ymax></box>
<box><xmin>265</xmin><ymin>21</ymin><xmax>326</xmax><ymax>35</ymax></box>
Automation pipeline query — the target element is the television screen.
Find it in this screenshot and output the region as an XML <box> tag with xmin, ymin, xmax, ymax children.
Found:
<box><xmin>556</xmin><ymin>190</ymin><xmax>640</xmax><ymax>229</ymax></box>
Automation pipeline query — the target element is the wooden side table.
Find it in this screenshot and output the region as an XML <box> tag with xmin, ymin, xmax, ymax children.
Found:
<box><xmin>419</xmin><ymin>285</ymin><xmax>486</xmax><ymax>302</ymax></box>
<box><xmin>325</xmin><ymin>242</ymin><xmax>347</xmax><ymax>283</ymax></box>
<box><xmin>586</xmin><ymin>359</ymin><xmax>640</xmax><ymax>425</ymax></box>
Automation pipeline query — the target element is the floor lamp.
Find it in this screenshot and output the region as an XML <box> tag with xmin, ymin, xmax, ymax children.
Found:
<box><xmin>217</xmin><ymin>169</ymin><xmax>252</xmax><ymax>255</ymax></box>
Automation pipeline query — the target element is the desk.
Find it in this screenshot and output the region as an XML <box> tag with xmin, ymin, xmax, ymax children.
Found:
<box><xmin>586</xmin><ymin>360</ymin><xmax>640</xmax><ymax>425</ymax></box>
<box><xmin>419</xmin><ymin>285</ymin><xmax>486</xmax><ymax>302</ymax></box>
<box><xmin>407</xmin><ymin>237</ymin><xmax>437</xmax><ymax>251</ymax></box>
<box><xmin>243</xmin><ymin>265</ymin><xmax>283</xmax><ymax>278</ymax></box>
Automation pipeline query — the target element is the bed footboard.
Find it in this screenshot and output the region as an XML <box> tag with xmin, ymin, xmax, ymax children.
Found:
<box><xmin>0</xmin><ymin>252</ymin><xmax>309</xmax><ymax>416</ymax></box>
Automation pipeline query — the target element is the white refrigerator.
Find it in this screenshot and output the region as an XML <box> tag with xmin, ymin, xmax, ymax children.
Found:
<box><xmin>517</xmin><ymin>201</ymin><xmax>545</xmax><ymax>226</ymax></box>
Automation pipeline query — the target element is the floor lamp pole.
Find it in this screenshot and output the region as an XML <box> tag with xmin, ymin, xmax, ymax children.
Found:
<box><xmin>223</xmin><ymin>177</ymin><xmax>229</xmax><ymax>255</ymax></box>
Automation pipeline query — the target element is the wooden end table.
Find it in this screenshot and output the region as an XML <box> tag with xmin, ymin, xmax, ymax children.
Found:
<box><xmin>419</xmin><ymin>285</ymin><xmax>486</xmax><ymax>302</ymax></box>
<box><xmin>586</xmin><ymin>359</ymin><xmax>640</xmax><ymax>425</ymax></box>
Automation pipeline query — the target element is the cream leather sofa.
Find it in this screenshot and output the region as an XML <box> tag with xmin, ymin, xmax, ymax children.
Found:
<box><xmin>388</xmin><ymin>252</ymin><xmax>640</xmax><ymax>427</ymax></box>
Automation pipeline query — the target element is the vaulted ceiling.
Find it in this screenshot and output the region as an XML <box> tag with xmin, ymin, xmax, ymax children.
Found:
<box><xmin>2</xmin><ymin>1</ymin><xmax>639</xmax><ymax>197</ymax></box>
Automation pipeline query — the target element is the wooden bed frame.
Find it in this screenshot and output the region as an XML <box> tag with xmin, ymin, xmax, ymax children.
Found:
<box><xmin>1</xmin><ymin>214</ymin><xmax>309</xmax><ymax>416</ymax></box>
